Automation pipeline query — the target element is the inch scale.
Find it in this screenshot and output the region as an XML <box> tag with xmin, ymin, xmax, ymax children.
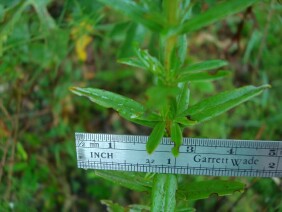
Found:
<box><xmin>75</xmin><ymin>133</ymin><xmax>282</xmax><ymax>177</ymax></box>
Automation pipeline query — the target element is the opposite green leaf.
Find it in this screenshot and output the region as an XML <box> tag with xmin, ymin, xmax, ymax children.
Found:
<box><xmin>171</xmin><ymin>122</ymin><xmax>183</xmax><ymax>157</ymax></box>
<box><xmin>151</xmin><ymin>174</ymin><xmax>177</xmax><ymax>212</ymax></box>
<box><xmin>146</xmin><ymin>122</ymin><xmax>166</xmax><ymax>154</ymax></box>
<box><xmin>70</xmin><ymin>87</ymin><xmax>161</xmax><ymax>127</ymax></box>
<box><xmin>180</xmin><ymin>85</ymin><xmax>270</xmax><ymax>122</ymax></box>
<box><xmin>95</xmin><ymin>170</ymin><xmax>152</xmax><ymax>192</ymax></box>
<box><xmin>169</xmin><ymin>0</ymin><xmax>258</xmax><ymax>35</ymax></box>
<box><xmin>70</xmin><ymin>87</ymin><xmax>143</xmax><ymax>114</ymax></box>
<box><xmin>177</xmin><ymin>70</ymin><xmax>230</xmax><ymax>82</ymax></box>
<box><xmin>177</xmin><ymin>180</ymin><xmax>245</xmax><ymax>201</ymax></box>
<box><xmin>176</xmin><ymin>83</ymin><xmax>190</xmax><ymax>115</ymax></box>
<box><xmin>180</xmin><ymin>60</ymin><xmax>228</xmax><ymax>73</ymax></box>
<box><xmin>177</xmin><ymin>35</ymin><xmax>188</xmax><ymax>66</ymax></box>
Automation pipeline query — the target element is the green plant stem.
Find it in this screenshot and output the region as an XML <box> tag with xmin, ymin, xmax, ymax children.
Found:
<box><xmin>151</xmin><ymin>1</ymin><xmax>180</xmax><ymax>211</ymax></box>
<box><xmin>163</xmin><ymin>0</ymin><xmax>179</xmax><ymax>81</ymax></box>
<box><xmin>151</xmin><ymin>174</ymin><xmax>177</xmax><ymax>212</ymax></box>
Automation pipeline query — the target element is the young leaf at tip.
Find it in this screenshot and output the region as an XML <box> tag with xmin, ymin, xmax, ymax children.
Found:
<box><xmin>146</xmin><ymin>122</ymin><xmax>166</xmax><ymax>154</ymax></box>
<box><xmin>135</xmin><ymin>48</ymin><xmax>165</xmax><ymax>77</ymax></box>
<box><xmin>119</xmin><ymin>47</ymin><xmax>165</xmax><ymax>78</ymax></box>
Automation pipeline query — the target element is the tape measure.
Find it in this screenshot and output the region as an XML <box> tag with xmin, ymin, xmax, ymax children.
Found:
<box><xmin>75</xmin><ymin>133</ymin><xmax>282</xmax><ymax>177</ymax></box>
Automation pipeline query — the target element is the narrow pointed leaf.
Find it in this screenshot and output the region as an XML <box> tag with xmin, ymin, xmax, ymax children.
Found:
<box><xmin>97</xmin><ymin>0</ymin><xmax>164</xmax><ymax>31</ymax></box>
<box><xmin>177</xmin><ymin>180</ymin><xmax>245</xmax><ymax>201</ymax></box>
<box><xmin>146</xmin><ymin>122</ymin><xmax>166</xmax><ymax>154</ymax></box>
<box><xmin>70</xmin><ymin>87</ymin><xmax>161</xmax><ymax>127</ymax></box>
<box><xmin>170</xmin><ymin>35</ymin><xmax>188</xmax><ymax>70</ymax></box>
<box><xmin>176</xmin><ymin>83</ymin><xmax>190</xmax><ymax>115</ymax></box>
<box><xmin>180</xmin><ymin>85</ymin><xmax>270</xmax><ymax>122</ymax></box>
<box><xmin>118</xmin><ymin>57</ymin><xmax>146</xmax><ymax>69</ymax></box>
<box><xmin>171</xmin><ymin>122</ymin><xmax>183</xmax><ymax>157</ymax></box>
<box><xmin>119</xmin><ymin>48</ymin><xmax>165</xmax><ymax>77</ymax></box>
<box><xmin>151</xmin><ymin>174</ymin><xmax>177</xmax><ymax>212</ymax></box>
<box><xmin>178</xmin><ymin>35</ymin><xmax>188</xmax><ymax>66</ymax></box>
<box><xmin>177</xmin><ymin>70</ymin><xmax>230</xmax><ymax>82</ymax></box>
<box><xmin>70</xmin><ymin>87</ymin><xmax>144</xmax><ymax>115</ymax></box>
<box><xmin>95</xmin><ymin>170</ymin><xmax>152</xmax><ymax>192</ymax></box>
<box><xmin>170</xmin><ymin>0</ymin><xmax>258</xmax><ymax>35</ymax></box>
<box><xmin>135</xmin><ymin>48</ymin><xmax>164</xmax><ymax>77</ymax></box>
<box><xmin>181</xmin><ymin>60</ymin><xmax>228</xmax><ymax>73</ymax></box>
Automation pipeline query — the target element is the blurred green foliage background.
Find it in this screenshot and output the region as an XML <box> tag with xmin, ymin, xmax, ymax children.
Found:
<box><xmin>0</xmin><ymin>0</ymin><xmax>281</xmax><ymax>211</ymax></box>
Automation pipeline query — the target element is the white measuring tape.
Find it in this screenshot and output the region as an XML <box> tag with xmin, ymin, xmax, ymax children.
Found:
<box><xmin>75</xmin><ymin>133</ymin><xmax>282</xmax><ymax>177</ymax></box>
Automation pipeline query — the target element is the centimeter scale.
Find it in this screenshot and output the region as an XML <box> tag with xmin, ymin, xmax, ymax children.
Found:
<box><xmin>75</xmin><ymin>133</ymin><xmax>282</xmax><ymax>177</ymax></box>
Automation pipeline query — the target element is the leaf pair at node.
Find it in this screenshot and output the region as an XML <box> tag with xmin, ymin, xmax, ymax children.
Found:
<box><xmin>96</xmin><ymin>170</ymin><xmax>245</xmax><ymax>211</ymax></box>
<box><xmin>70</xmin><ymin>84</ymin><xmax>270</xmax><ymax>156</ymax></box>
